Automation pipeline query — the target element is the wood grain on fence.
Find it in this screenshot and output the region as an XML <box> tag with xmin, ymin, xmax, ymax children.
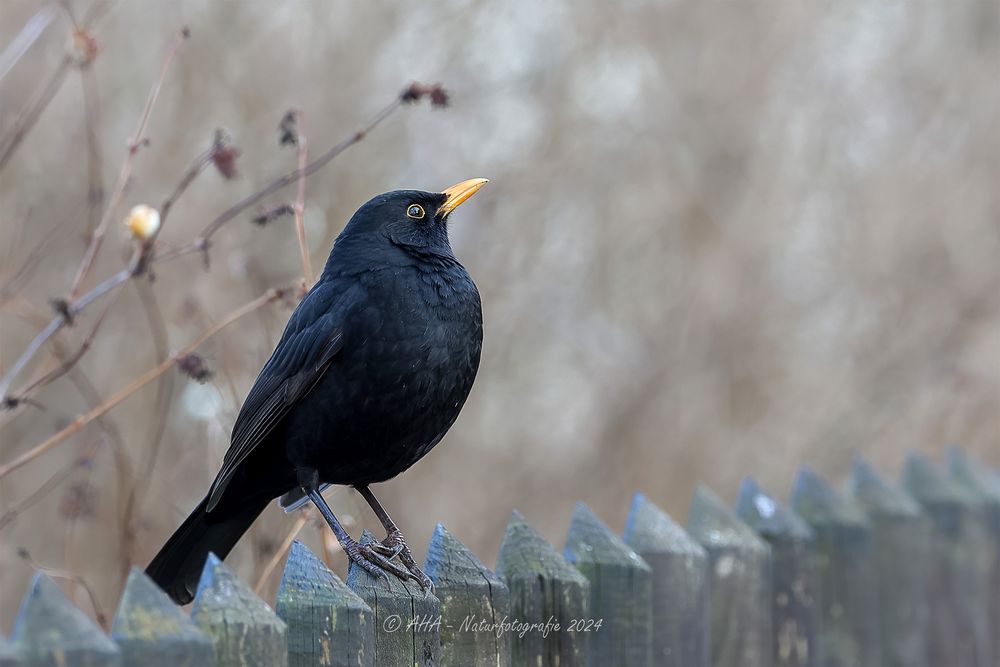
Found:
<box><xmin>737</xmin><ymin>477</ymin><xmax>818</xmax><ymax>667</ymax></box>
<box><xmin>949</xmin><ymin>448</ymin><xmax>1000</xmax><ymax>663</ymax></box>
<box><xmin>347</xmin><ymin>530</ymin><xmax>441</xmax><ymax>667</ymax></box>
<box><xmin>10</xmin><ymin>572</ymin><xmax>120</xmax><ymax>667</ymax></box>
<box><xmin>847</xmin><ymin>455</ymin><xmax>930</xmax><ymax>667</ymax></box>
<box><xmin>8</xmin><ymin>449</ymin><xmax>1000</xmax><ymax>667</ymax></box>
<box><xmin>623</xmin><ymin>492</ymin><xmax>708</xmax><ymax>667</ymax></box>
<box><xmin>564</xmin><ymin>502</ymin><xmax>652</xmax><ymax>667</ymax></box>
<box><xmin>423</xmin><ymin>523</ymin><xmax>511</xmax><ymax>667</ymax></box>
<box><xmin>275</xmin><ymin>540</ymin><xmax>373</xmax><ymax>667</ymax></box>
<box><xmin>902</xmin><ymin>452</ymin><xmax>993</xmax><ymax>667</ymax></box>
<box><xmin>191</xmin><ymin>553</ymin><xmax>288</xmax><ymax>667</ymax></box>
<box><xmin>687</xmin><ymin>483</ymin><xmax>772</xmax><ymax>667</ymax></box>
<box><xmin>792</xmin><ymin>465</ymin><xmax>880</xmax><ymax>667</ymax></box>
<box><xmin>112</xmin><ymin>567</ymin><xmax>215</xmax><ymax>667</ymax></box>
<box><xmin>495</xmin><ymin>509</ymin><xmax>590</xmax><ymax>667</ymax></box>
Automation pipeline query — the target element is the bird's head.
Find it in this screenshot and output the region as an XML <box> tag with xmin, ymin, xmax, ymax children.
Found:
<box><xmin>335</xmin><ymin>178</ymin><xmax>488</xmax><ymax>260</ymax></box>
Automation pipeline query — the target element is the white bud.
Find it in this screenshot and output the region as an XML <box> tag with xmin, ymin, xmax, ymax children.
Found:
<box><xmin>125</xmin><ymin>205</ymin><xmax>161</xmax><ymax>241</ymax></box>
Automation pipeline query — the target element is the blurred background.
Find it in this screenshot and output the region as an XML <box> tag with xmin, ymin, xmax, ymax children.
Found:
<box><xmin>2</xmin><ymin>0</ymin><xmax>999</xmax><ymax>626</ymax></box>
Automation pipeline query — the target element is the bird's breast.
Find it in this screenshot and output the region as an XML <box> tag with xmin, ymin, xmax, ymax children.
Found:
<box><xmin>281</xmin><ymin>265</ymin><xmax>482</xmax><ymax>483</ymax></box>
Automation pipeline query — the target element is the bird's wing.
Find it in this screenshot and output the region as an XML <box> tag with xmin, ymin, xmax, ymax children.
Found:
<box><xmin>205</xmin><ymin>285</ymin><xmax>350</xmax><ymax>512</ymax></box>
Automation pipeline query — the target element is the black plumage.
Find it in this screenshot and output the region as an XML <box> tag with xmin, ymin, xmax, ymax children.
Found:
<box><xmin>147</xmin><ymin>181</ymin><xmax>486</xmax><ymax>604</ymax></box>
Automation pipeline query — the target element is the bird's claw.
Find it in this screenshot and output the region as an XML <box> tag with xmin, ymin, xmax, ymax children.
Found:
<box><xmin>376</xmin><ymin>528</ymin><xmax>434</xmax><ymax>595</ymax></box>
<box><xmin>344</xmin><ymin>539</ymin><xmax>411</xmax><ymax>583</ymax></box>
<box><xmin>369</xmin><ymin>541</ymin><xmax>405</xmax><ymax>560</ymax></box>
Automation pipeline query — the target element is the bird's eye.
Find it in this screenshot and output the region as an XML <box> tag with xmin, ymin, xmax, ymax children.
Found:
<box><xmin>406</xmin><ymin>204</ymin><xmax>425</xmax><ymax>219</ymax></box>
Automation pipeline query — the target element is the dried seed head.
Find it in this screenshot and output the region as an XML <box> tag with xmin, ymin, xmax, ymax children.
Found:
<box><xmin>125</xmin><ymin>204</ymin><xmax>161</xmax><ymax>241</ymax></box>
<box><xmin>212</xmin><ymin>144</ymin><xmax>240</xmax><ymax>181</ymax></box>
<box><xmin>176</xmin><ymin>353</ymin><xmax>213</xmax><ymax>383</ymax></box>
<box><xmin>252</xmin><ymin>203</ymin><xmax>295</xmax><ymax>226</ymax></box>
<box><xmin>279</xmin><ymin>110</ymin><xmax>299</xmax><ymax>146</ymax></box>
<box><xmin>67</xmin><ymin>28</ymin><xmax>98</xmax><ymax>68</ymax></box>
<box><xmin>400</xmin><ymin>82</ymin><xmax>449</xmax><ymax>108</ymax></box>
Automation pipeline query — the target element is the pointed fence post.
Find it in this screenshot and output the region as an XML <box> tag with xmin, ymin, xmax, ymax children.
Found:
<box><xmin>10</xmin><ymin>572</ymin><xmax>120</xmax><ymax>666</ymax></box>
<box><xmin>623</xmin><ymin>493</ymin><xmax>708</xmax><ymax>667</ymax></box>
<box><xmin>495</xmin><ymin>510</ymin><xmax>590</xmax><ymax>667</ymax></box>
<box><xmin>949</xmin><ymin>448</ymin><xmax>1000</xmax><ymax>662</ymax></box>
<box><xmin>346</xmin><ymin>530</ymin><xmax>441</xmax><ymax>666</ymax></box>
<box><xmin>902</xmin><ymin>452</ymin><xmax>992</xmax><ymax>666</ymax></box>
<box><xmin>564</xmin><ymin>502</ymin><xmax>652</xmax><ymax>667</ymax></box>
<box><xmin>687</xmin><ymin>483</ymin><xmax>772</xmax><ymax>667</ymax></box>
<box><xmin>424</xmin><ymin>524</ymin><xmax>511</xmax><ymax>667</ymax></box>
<box><xmin>791</xmin><ymin>466</ymin><xmax>880</xmax><ymax>667</ymax></box>
<box><xmin>847</xmin><ymin>456</ymin><xmax>930</xmax><ymax>667</ymax></box>
<box><xmin>737</xmin><ymin>477</ymin><xmax>818</xmax><ymax>667</ymax></box>
<box><xmin>111</xmin><ymin>567</ymin><xmax>215</xmax><ymax>667</ymax></box>
<box><xmin>191</xmin><ymin>553</ymin><xmax>288</xmax><ymax>667</ymax></box>
<box><xmin>276</xmin><ymin>540</ymin><xmax>374</xmax><ymax>667</ymax></box>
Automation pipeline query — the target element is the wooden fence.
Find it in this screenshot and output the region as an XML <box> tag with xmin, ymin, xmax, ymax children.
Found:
<box><xmin>3</xmin><ymin>449</ymin><xmax>1000</xmax><ymax>666</ymax></box>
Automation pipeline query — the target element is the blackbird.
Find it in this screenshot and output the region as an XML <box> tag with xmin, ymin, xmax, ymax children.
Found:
<box><xmin>147</xmin><ymin>178</ymin><xmax>487</xmax><ymax>604</ymax></box>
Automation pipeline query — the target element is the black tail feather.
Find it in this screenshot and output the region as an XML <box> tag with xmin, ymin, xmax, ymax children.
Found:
<box><xmin>146</xmin><ymin>494</ymin><xmax>269</xmax><ymax>604</ymax></box>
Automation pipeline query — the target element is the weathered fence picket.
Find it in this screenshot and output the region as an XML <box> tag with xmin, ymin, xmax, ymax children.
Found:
<box><xmin>423</xmin><ymin>523</ymin><xmax>511</xmax><ymax>667</ymax></box>
<box><xmin>623</xmin><ymin>492</ymin><xmax>708</xmax><ymax>667</ymax></box>
<box><xmin>902</xmin><ymin>452</ymin><xmax>993</xmax><ymax>666</ymax></box>
<box><xmin>949</xmin><ymin>448</ymin><xmax>1000</xmax><ymax>662</ymax></box>
<box><xmin>0</xmin><ymin>637</ymin><xmax>15</xmax><ymax>667</ymax></box>
<box><xmin>346</xmin><ymin>530</ymin><xmax>441</xmax><ymax>666</ymax></box>
<box><xmin>191</xmin><ymin>553</ymin><xmax>288</xmax><ymax>667</ymax></box>
<box><xmin>737</xmin><ymin>477</ymin><xmax>818</xmax><ymax>667</ymax></box>
<box><xmin>847</xmin><ymin>456</ymin><xmax>930</xmax><ymax>667</ymax></box>
<box><xmin>275</xmin><ymin>540</ymin><xmax>373</xmax><ymax>667</ymax></box>
<box><xmin>111</xmin><ymin>567</ymin><xmax>215</xmax><ymax>667</ymax></box>
<box><xmin>687</xmin><ymin>483</ymin><xmax>772</xmax><ymax>667</ymax></box>
<box><xmin>10</xmin><ymin>573</ymin><xmax>120</xmax><ymax>667</ymax></box>
<box><xmin>563</xmin><ymin>502</ymin><xmax>652</xmax><ymax>667</ymax></box>
<box><xmin>791</xmin><ymin>465</ymin><xmax>880</xmax><ymax>667</ymax></box>
<box><xmin>495</xmin><ymin>509</ymin><xmax>590</xmax><ymax>667</ymax></box>
<box><xmin>9</xmin><ymin>449</ymin><xmax>1000</xmax><ymax>667</ymax></box>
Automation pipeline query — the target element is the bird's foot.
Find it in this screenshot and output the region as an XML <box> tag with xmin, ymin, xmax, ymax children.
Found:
<box><xmin>370</xmin><ymin>528</ymin><xmax>433</xmax><ymax>594</ymax></box>
<box><xmin>342</xmin><ymin>535</ymin><xmax>412</xmax><ymax>584</ymax></box>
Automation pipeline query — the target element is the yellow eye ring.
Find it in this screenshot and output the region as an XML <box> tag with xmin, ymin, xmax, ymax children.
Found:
<box><xmin>406</xmin><ymin>204</ymin><xmax>425</xmax><ymax>219</ymax></box>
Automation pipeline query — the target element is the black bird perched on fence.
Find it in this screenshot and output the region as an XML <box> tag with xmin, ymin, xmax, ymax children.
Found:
<box><xmin>147</xmin><ymin>178</ymin><xmax>488</xmax><ymax>604</ymax></box>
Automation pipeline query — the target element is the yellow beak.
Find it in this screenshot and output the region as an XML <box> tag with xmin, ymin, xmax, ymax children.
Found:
<box><xmin>438</xmin><ymin>178</ymin><xmax>489</xmax><ymax>217</ymax></box>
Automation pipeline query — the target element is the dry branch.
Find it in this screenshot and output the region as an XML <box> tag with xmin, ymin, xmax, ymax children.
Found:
<box><xmin>0</xmin><ymin>286</ymin><xmax>288</xmax><ymax>479</ymax></box>
<box><xmin>68</xmin><ymin>26</ymin><xmax>189</xmax><ymax>299</ymax></box>
<box><xmin>291</xmin><ymin>113</ymin><xmax>314</xmax><ymax>286</ymax></box>
<box><xmin>253</xmin><ymin>513</ymin><xmax>309</xmax><ymax>595</ymax></box>
<box><xmin>0</xmin><ymin>82</ymin><xmax>445</xmax><ymax>407</ymax></box>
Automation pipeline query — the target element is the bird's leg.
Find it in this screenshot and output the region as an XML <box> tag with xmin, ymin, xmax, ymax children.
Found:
<box><xmin>355</xmin><ymin>485</ymin><xmax>433</xmax><ymax>592</ymax></box>
<box><xmin>297</xmin><ymin>469</ymin><xmax>411</xmax><ymax>583</ymax></box>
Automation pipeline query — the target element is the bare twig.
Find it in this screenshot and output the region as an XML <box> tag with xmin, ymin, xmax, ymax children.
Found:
<box><xmin>0</xmin><ymin>134</ymin><xmax>219</xmax><ymax>405</ymax></box>
<box><xmin>0</xmin><ymin>437</ymin><xmax>101</xmax><ymax>531</ymax></box>
<box><xmin>68</xmin><ymin>27</ymin><xmax>189</xmax><ymax>299</ymax></box>
<box><xmin>0</xmin><ymin>286</ymin><xmax>288</xmax><ymax>479</ymax></box>
<box><xmin>4</xmin><ymin>295</ymin><xmax>119</xmax><ymax>408</ymax></box>
<box><xmin>253</xmin><ymin>512</ymin><xmax>309</xmax><ymax>595</ymax></box>
<box><xmin>0</xmin><ymin>4</ymin><xmax>58</xmax><ymax>82</ymax></box>
<box><xmin>119</xmin><ymin>278</ymin><xmax>174</xmax><ymax>573</ymax></box>
<box><xmin>16</xmin><ymin>548</ymin><xmax>108</xmax><ymax>628</ymax></box>
<box><xmin>163</xmin><ymin>92</ymin><xmax>411</xmax><ymax>260</ymax></box>
<box><xmin>0</xmin><ymin>224</ymin><xmax>59</xmax><ymax>307</ymax></box>
<box><xmin>291</xmin><ymin>113</ymin><xmax>314</xmax><ymax>286</ymax></box>
<box><xmin>79</xmin><ymin>65</ymin><xmax>104</xmax><ymax>237</ymax></box>
<box><xmin>0</xmin><ymin>82</ymin><xmax>445</xmax><ymax>407</ymax></box>
<box><xmin>160</xmin><ymin>134</ymin><xmax>228</xmax><ymax>224</ymax></box>
<box><xmin>320</xmin><ymin>523</ymin><xmax>339</xmax><ymax>570</ymax></box>
<box><xmin>0</xmin><ymin>56</ymin><xmax>72</xmax><ymax>172</ymax></box>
